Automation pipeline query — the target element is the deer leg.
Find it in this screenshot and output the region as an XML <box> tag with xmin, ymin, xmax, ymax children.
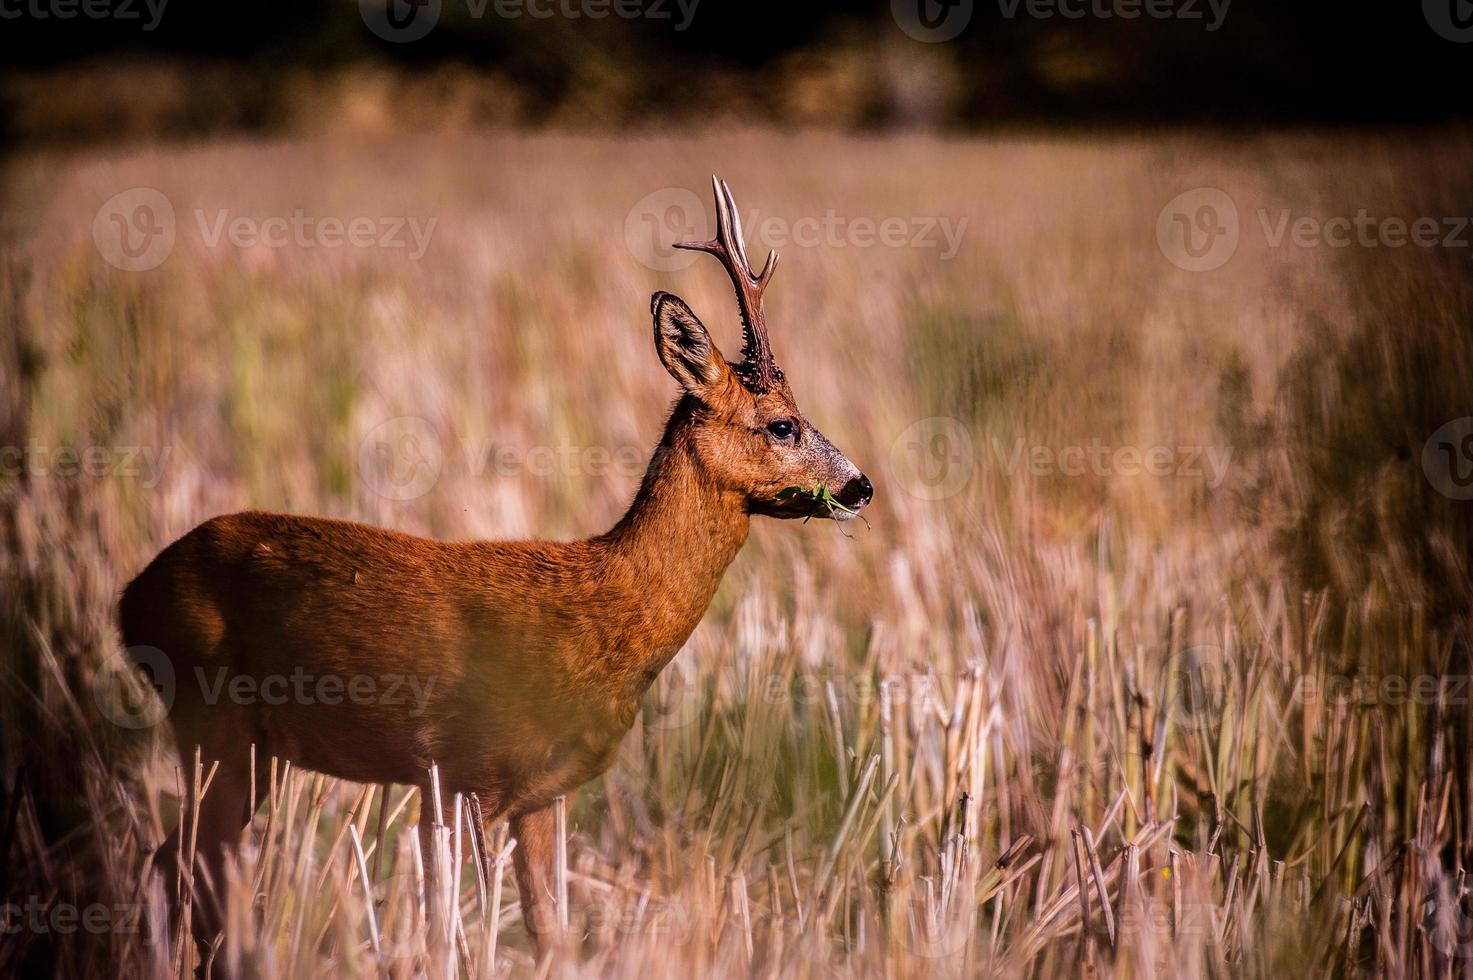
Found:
<box><xmin>510</xmin><ymin>804</ymin><xmax>557</xmax><ymax>955</ymax></box>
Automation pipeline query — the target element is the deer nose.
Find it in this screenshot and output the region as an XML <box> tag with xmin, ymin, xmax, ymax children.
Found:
<box><xmin>841</xmin><ymin>474</ymin><xmax>873</xmax><ymax>507</ymax></box>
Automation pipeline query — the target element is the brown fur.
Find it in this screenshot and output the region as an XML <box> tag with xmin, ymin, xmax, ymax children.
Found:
<box><xmin>119</xmin><ymin>276</ymin><xmax>871</xmax><ymax>957</ymax></box>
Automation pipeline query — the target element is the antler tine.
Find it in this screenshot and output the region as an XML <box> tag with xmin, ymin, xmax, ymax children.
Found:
<box><xmin>718</xmin><ymin>177</ymin><xmax>779</xmax><ymax>287</ymax></box>
<box><xmin>715</xmin><ymin>177</ymin><xmax>746</xmax><ymax>265</ymax></box>
<box><xmin>675</xmin><ymin>175</ymin><xmax>783</xmax><ymax>392</ymax></box>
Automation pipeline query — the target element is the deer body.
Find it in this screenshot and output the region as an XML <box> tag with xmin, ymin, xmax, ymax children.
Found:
<box><xmin>124</xmin><ymin>401</ymin><xmax>747</xmax><ymax>806</ymax></box>
<box><xmin>119</xmin><ymin>179</ymin><xmax>872</xmax><ymax>958</ymax></box>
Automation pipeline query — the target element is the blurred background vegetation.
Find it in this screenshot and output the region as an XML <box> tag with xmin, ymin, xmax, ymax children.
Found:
<box><xmin>1</xmin><ymin>1</ymin><xmax>1469</xmax><ymax>145</ymax></box>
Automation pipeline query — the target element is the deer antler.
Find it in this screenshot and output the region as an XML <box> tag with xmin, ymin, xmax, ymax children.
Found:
<box><xmin>676</xmin><ymin>176</ymin><xmax>783</xmax><ymax>393</ymax></box>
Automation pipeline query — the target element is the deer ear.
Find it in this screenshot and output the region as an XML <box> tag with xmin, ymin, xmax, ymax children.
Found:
<box><xmin>652</xmin><ymin>291</ymin><xmax>729</xmax><ymax>395</ymax></box>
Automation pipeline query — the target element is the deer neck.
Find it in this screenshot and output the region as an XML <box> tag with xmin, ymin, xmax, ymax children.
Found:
<box><xmin>595</xmin><ymin>399</ymin><xmax>750</xmax><ymax>667</ymax></box>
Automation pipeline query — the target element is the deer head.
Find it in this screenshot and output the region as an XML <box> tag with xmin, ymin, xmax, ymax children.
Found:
<box><xmin>650</xmin><ymin>176</ymin><xmax>873</xmax><ymax>522</ymax></box>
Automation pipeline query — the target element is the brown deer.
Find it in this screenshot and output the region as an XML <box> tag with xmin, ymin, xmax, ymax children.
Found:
<box><xmin>118</xmin><ymin>176</ymin><xmax>873</xmax><ymax>959</ymax></box>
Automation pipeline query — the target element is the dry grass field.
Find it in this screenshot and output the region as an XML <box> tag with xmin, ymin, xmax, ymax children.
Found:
<box><xmin>2</xmin><ymin>127</ymin><xmax>1471</xmax><ymax>977</ymax></box>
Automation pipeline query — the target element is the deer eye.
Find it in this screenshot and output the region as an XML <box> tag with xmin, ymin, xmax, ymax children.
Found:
<box><xmin>766</xmin><ymin>419</ymin><xmax>796</xmax><ymax>441</ymax></box>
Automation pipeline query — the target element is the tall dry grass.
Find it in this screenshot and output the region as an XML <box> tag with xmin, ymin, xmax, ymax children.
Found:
<box><xmin>1</xmin><ymin>128</ymin><xmax>1470</xmax><ymax>977</ymax></box>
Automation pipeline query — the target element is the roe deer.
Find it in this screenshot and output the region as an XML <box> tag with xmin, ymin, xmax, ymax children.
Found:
<box><xmin>118</xmin><ymin>176</ymin><xmax>873</xmax><ymax>959</ymax></box>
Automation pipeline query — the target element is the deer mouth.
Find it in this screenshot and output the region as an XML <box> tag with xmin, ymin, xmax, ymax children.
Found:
<box><xmin>751</xmin><ymin>493</ymin><xmax>820</xmax><ymax>520</ymax></box>
<box><xmin>761</xmin><ymin>479</ymin><xmax>872</xmax><ymax>522</ymax></box>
